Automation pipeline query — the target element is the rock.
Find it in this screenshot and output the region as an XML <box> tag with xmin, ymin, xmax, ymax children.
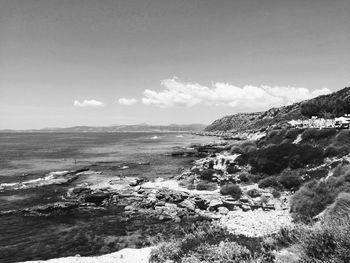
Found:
<box><xmin>241</xmin><ymin>204</ymin><xmax>251</xmax><ymax>212</ymax></box>
<box><xmin>84</xmin><ymin>192</ymin><xmax>110</xmax><ymax>204</ymax></box>
<box><xmin>239</xmin><ymin>197</ymin><xmax>250</xmax><ymax>203</ymax></box>
<box><xmin>222</xmin><ymin>200</ymin><xmax>240</xmax><ymax>210</ymax></box>
<box><xmin>263</xmin><ymin>203</ymin><xmax>276</xmax><ymax>211</ymax></box>
<box><xmin>124</xmin><ymin>205</ymin><xmax>134</xmax><ymax>211</ymax></box>
<box><xmin>217</xmin><ymin>206</ymin><xmax>229</xmax><ymax>215</ymax></box>
<box><xmin>129</xmin><ymin>178</ymin><xmax>143</xmax><ymax>187</ymax></box>
<box><xmin>155</xmin><ymin>201</ymin><xmax>165</xmax><ymax>207</ymax></box>
<box><xmin>134</xmin><ymin>185</ymin><xmax>141</xmax><ymax>191</ymax></box>
<box><xmin>208</xmin><ymin>199</ymin><xmax>223</xmax><ymax>211</ymax></box>
<box><xmin>178</xmin><ymin>200</ymin><xmax>195</xmax><ymax>211</ymax></box>
<box><xmin>23</xmin><ymin>202</ymin><xmax>79</xmax><ymax>216</ymax></box>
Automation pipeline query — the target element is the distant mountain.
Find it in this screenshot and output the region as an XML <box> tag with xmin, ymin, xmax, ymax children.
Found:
<box><xmin>205</xmin><ymin>87</ymin><xmax>350</xmax><ymax>132</ymax></box>
<box><xmin>1</xmin><ymin>124</ymin><xmax>206</xmax><ymax>133</ymax></box>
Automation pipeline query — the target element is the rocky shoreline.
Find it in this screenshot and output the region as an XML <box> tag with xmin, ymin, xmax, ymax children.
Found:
<box><xmin>13</xmin><ymin>137</ymin><xmax>300</xmax><ymax>263</ymax></box>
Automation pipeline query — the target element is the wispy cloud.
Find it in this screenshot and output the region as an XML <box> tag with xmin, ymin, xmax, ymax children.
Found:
<box><xmin>142</xmin><ymin>77</ymin><xmax>331</xmax><ymax>110</ymax></box>
<box><xmin>118</xmin><ymin>98</ymin><xmax>138</xmax><ymax>106</ymax></box>
<box><xmin>73</xmin><ymin>99</ymin><xmax>105</xmax><ymax>107</ymax></box>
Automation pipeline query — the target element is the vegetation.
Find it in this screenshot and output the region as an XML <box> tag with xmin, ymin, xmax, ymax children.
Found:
<box><xmin>277</xmin><ymin>169</ymin><xmax>302</xmax><ymax>190</ymax></box>
<box><xmin>246</xmin><ymin>189</ymin><xmax>261</xmax><ymax>198</ymax></box>
<box><xmin>300</xmin><ymin>87</ymin><xmax>350</xmax><ymax>118</ymax></box>
<box><xmin>258</xmin><ymin>176</ymin><xmax>279</xmax><ymax>189</ymax></box>
<box><xmin>248</xmin><ymin>143</ymin><xmax>323</xmax><ymax>175</ymax></box>
<box><xmin>150</xmin><ymin>222</ymin><xmax>263</xmax><ymax>263</ymax></box>
<box><xmin>220</xmin><ymin>184</ymin><xmax>242</xmax><ymax>199</ymax></box>
<box><xmin>290</xmin><ymin>168</ymin><xmax>350</xmax><ymax>221</ymax></box>
<box><xmin>196</xmin><ymin>181</ymin><xmax>218</xmax><ymax>191</ymax></box>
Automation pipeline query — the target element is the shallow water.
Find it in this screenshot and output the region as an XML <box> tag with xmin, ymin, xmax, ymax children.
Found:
<box><xmin>0</xmin><ymin>132</ymin><xmax>217</xmax><ymax>263</ymax></box>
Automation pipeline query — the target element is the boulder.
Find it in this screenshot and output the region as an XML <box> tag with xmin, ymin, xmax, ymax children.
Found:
<box><xmin>178</xmin><ymin>199</ymin><xmax>195</xmax><ymax>211</ymax></box>
<box><xmin>84</xmin><ymin>192</ymin><xmax>110</xmax><ymax>204</ymax></box>
<box><xmin>222</xmin><ymin>200</ymin><xmax>240</xmax><ymax>210</ymax></box>
<box><xmin>241</xmin><ymin>204</ymin><xmax>251</xmax><ymax>212</ymax></box>
<box><xmin>217</xmin><ymin>206</ymin><xmax>229</xmax><ymax>215</ymax></box>
<box><xmin>208</xmin><ymin>199</ymin><xmax>224</xmax><ymax>211</ymax></box>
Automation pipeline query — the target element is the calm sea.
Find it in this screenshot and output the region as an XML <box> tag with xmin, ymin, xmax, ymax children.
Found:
<box><xmin>0</xmin><ymin>132</ymin><xmax>217</xmax><ymax>263</ymax></box>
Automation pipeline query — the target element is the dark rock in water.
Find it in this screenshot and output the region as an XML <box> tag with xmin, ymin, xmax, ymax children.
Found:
<box><xmin>72</xmin><ymin>186</ymin><xmax>92</xmax><ymax>195</ymax></box>
<box><xmin>84</xmin><ymin>192</ymin><xmax>110</xmax><ymax>205</ymax></box>
<box><xmin>22</xmin><ymin>202</ymin><xmax>79</xmax><ymax>216</ymax></box>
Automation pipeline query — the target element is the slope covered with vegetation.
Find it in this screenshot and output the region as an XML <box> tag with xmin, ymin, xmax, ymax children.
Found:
<box><xmin>205</xmin><ymin>87</ymin><xmax>350</xmax><ymax>132</ymax></box>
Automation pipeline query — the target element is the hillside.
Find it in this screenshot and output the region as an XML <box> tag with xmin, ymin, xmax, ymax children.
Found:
<box><xmin>205</xmin><ymin>86</ymin><xmax>350</xmax><ymax>132</ymax></box>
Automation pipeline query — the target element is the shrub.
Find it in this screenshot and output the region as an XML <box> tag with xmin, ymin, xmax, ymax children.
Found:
<box><xmin>290</xmin><ymin>168</ymin><xmax>350</xmax><ymax>221</ymax></box>
<box><xmin>227</xmin><ymin>163</ymin><xmax>241</xmax><ymax>174</ymax></box>
<box><xmin>290</xmin><ymin>179</ymin><xmax>335</xmax><ymax>221</ymax></box>
<box><xmin>278</xmin><ymin>169</ymin><xmax>302</xmax><ymax>190</ymax></box>
<box><xmin>199</xmin><ymin>169</ymin><xmax>216</xmax><ymax>181</ymax></box>
<box><xmin>220</xmin><ymin>184</ymin><xmax>242</xmax><ymax>199</ymax></box>
<box><xmin>247</xmin><ymin>188</ymin><xmax>261</xmax><ymax>198</ymax></box>
<box><xmin>271</xmin><ymin>189</ymin><xmax>281</xmax><ymax>198</ymax></box>
<box><xmin>248</xmin><ymin>143</ymin><xmax>322</xmax><ymax>175</ymax></box>
<box><xmin>301</xmin><ymin>128</ymin><xmax>337</xmax><ymax>141</ymax></box>
<box><xmin>334</xmin><ymin>130</ymin><xmax>350</xmax><ymax>146</ymax></box>
<box><xmin>196</xmin><ymin>181</ymin><xmax>218</xmax><ymax>191</ymax></box>
<box><xmin>296</xmin><ymin>220</ymin><xmax>350</xmax><ymax>263</ymax></box>
<box><xmin>285</xmin><ymin>128</ymin><xmax>301</xmax><ymax>141</ymax></box>
<box><xmin>238</xmin><ymin>172</ymin><xmax>250</xmax><ymax>183</ymax></box>
<box><xmin>230</xmin><ymin>146</ymin><xmax>243</xmax><ymax>155</ymax></box>
<box><xmin>258</xmin><ymin>176</ymin><xmax>279</xmax><ymax>189</ymax></box>
<box><xmin>242</xmin><ymin>145</ymin><xmax>257</xmax><ymax>154</ymax></box>
<box><xmin>185</xmin><ymin>241</ymin><xmax>251</xmax><ymax>263</ymax></box>
<box><xmin>150</xmin><ymin>221</ymin><xmax>262</xmax><ymax>263</ymax></box>
<box><xmin>324</xmin><ymin>145</ymin><xmax>349</xmax><ymax>157</ymax></box>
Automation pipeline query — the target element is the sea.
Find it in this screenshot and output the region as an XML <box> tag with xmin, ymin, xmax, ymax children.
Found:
<box><xmin>0</xmin><ymin>132</ymin><xmax>217</xmax><ymax>263</ymax></box>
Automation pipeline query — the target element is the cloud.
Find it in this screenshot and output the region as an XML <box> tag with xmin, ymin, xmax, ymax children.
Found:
<box><xmin>118</xmin><ymin>98</ymin><xmax>138</xmax><ymax>106</ymax></box>
<box><xmin>142</xmin><ymin>78</ymin><xmax>331</xmax><ymax>110</ymax></box>
<box><xmin>73</xmin><ymin>99</ymin><xmax>105</xmax><ymax>107</ymax></box>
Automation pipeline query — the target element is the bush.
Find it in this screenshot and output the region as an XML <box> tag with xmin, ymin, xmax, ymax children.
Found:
<box><xmin>150</xmin><ymin>221</ymin><xmax>262</xmax><ymax>263</ymax></box>
<box><xmin>285</xmin><ymin>128</ymin><xmax>301</xmax><ymax>141</ymax></box>
<box><xmin>183</xmin><ymin>241</ymin><xmax>251</xmax><ymax>263</ymax></box>
<box><xmin>230</xmin><ymin>146</ymin><xmax>243</xmax><ymax>155</ymax></box>
<box><xmin>334</xmin><ymin>130</ymin><xmax>350</xmax><ymax>146</ymax></box>
<box><xmin>258</xmin><ymin>176</ymin><xmax>279</xmax><ymax>189</ymax></box>
<box><xmin>278</xmin><ymin>169</ymin><xmax>302</xmax><ymax>190</ymax></box>
<box><xmin>220</xmin><ymin>184</ymin><xmax>242</xmax><ymax>199</ymax></box>
<box><xmin>301</xmin><ymin>128</ymin><xmax>337</xmax><ymax>141</ymax></box>
<box><xmin>296</xmin><ymin>220</ymin><xmax>350</xmax><ymax>263</ymax></box>
<box><xmin>290</xmin><ymin>168</ymin><xmax>350</xmax><ymax>220</ymax></box>
<box><xmin>196</xmin><ymin>181</ymin><xmax>218</xmax><ymax>191</ymax></box>
<box><xmin>247</xmin><ymin>188</ymin><xmax>261</xmax><ymax>198</ymax></box>
<box><xmin>238</xmin><ymin>172</ymin><xmax>250</xmax><ymax>183</ymax></box>
<box><xmin>324</xmin><ymin>145</ymin><xmax>349</xmax><ymax>157</ymax></box>
<box><xmin>271</xmin><ymin>189</ymin><xmax>281</xmax><ymax>198</ymax></box>
<box><xmin>199</xmin><ymin>169</ymin><xmax>216</xmax><ymax>181</ymax></box>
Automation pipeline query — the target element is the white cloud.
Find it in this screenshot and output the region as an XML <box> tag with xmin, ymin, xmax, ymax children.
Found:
<box><xmin>74</xmin><ymin>99</ymin><xmax>105</xmax><ymax>107</ymax></box>
<box><xmin>142</xmin><ymin>78</ymin><xmax>331</xmax><ymax>110</ymax></box>
<box><xmin>118</xmin><ymin>98</ymin><xmax>138</xmax><ymax>106</ymax></box>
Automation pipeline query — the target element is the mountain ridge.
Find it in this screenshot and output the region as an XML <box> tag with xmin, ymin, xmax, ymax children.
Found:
<box><xmin>0</xmin><ymin>123</ymin><xmax>206</xmax><ymax>133</ymax></box>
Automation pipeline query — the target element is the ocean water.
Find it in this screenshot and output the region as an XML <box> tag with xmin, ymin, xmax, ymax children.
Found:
<box><xmin>0</xmin><ymin>132</ymin><xmax>218</xmax><ymax>263</ymax></box>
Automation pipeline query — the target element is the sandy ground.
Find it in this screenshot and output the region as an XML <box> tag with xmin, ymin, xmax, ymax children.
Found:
<box><xmin>18</xmin><ymin>247</ymin><xmax>153</xmax><ymax>263</ymax></box>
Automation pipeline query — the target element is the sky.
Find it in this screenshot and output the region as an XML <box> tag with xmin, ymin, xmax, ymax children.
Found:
<box><xmin>1</xmin><ymin>0</ymin><xmax>350</xmax><ymax>129</ymax></box>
